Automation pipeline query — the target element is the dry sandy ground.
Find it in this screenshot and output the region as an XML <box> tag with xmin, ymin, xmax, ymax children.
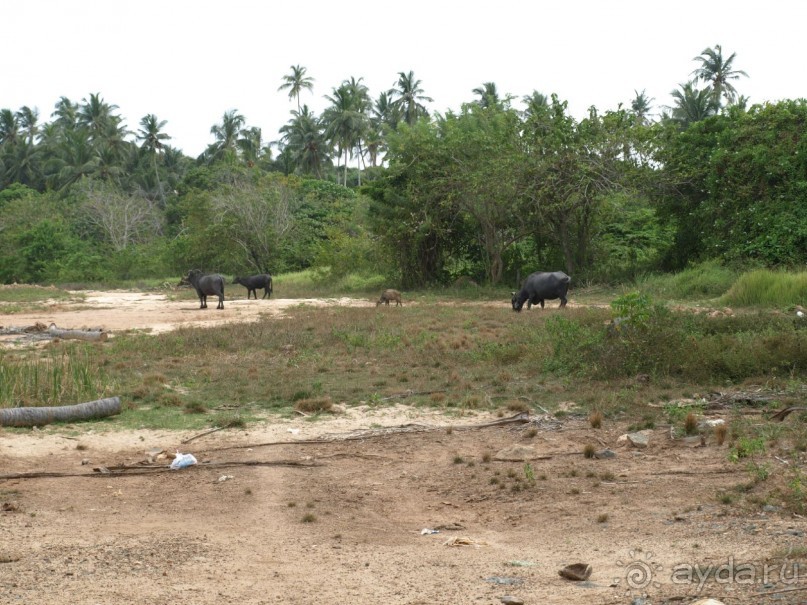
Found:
<box><xmin>0</xmin><ymin>290</ymin><xmax>372</xmax><ymax>339</ymax></box>
<box><xmin>1</xmin><ymin>292</ymin><xmax>806</xmax><ymax>605</ymax></box>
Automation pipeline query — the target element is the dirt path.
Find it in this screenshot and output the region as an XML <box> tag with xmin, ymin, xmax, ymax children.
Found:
<box><xmin>0</xmin><ymin>291</ymin><xmax>805</xmax><ymax>604</ymax></box>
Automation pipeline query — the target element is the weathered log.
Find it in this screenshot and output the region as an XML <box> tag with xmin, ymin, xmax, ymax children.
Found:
<box><xmin>48</xmin><ymin>323</ymin><xmax>107</xmax><ymax>342</ymax></box>
<box><xmin>0</xmin><ymin>396</ymin><xmax>121</xmax><ymax>427</ymax></box>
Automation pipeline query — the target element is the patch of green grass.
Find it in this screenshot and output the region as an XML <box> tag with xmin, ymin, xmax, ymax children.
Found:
<box><xmin>721</xmin><ymin>269</ymin><xmax>807</xmax><ymax>308</ymax></box>
<box><xmin>271</xmin><ymin>268</ymin><xmax>387</xmax><ymax>299</ymax></box>
<box><xmin>729</xmin><ymin>436</ymin><xmax>767</xmax><ymax>462</ymax></box>
<box><xmin>0</xmin><ymin>285</ymin><xmax>81</xmax><ymax>305</ymax></box>
<box><xmin>637</xmin><ymin>261</ymin><xmax>737</xmax><ymax>300</ymax></box>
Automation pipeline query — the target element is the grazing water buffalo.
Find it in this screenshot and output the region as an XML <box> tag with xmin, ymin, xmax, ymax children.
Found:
<box><xmin>511</xmin><ymin>271</ymin><xmax>570</xmax><ymax>312</ymax></box>
<box><xmin>182</xmin><ymin>269</ymin><xmax>225</xmax><ymax>309</ymax></box>
<box><xmin>233</xmin><ymin>274</ymin><xmax>273</xmax><ymax>299</ymax></box>
<box><xmin>376</xmin><ymin>289</ymin><xmax>402</xmax><ymax>307</ymax></box>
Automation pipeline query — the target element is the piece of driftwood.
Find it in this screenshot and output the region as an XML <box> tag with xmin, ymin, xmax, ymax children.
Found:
<box><xmin>214</xmin><ymin>412</ymin><xmax>532</xmax><ymax>451</ymax></box>
<box><xmin>48</xmin><ymin>323</ymin><xmax>107</xmax><ymax>342</ymax></box>
<box><xmin>0</xmin><ymin>459</ymin><xmax>322</xmax><ymax>481</ymax></box>
<box><xmin>770</xmin><ymin>406</ymin><xmax>807</xmax><ymax>421</ymax></box>
<box><xmin>181</xmin><ymin>421</ymin><xmax>240</xmax><ymax>444</ymax></box>
<box><xmin>379</xmin><ymin>389</ymin><xmax>446</xmax><ymax>402</ymax></box>
<box><xmin>0</xmin><ymin>396</ymin><xmax>121</xmax><ymax>427</ymax></box>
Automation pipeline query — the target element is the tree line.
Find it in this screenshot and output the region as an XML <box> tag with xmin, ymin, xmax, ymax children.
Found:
<box><xmin>0</xmin><ymin>45</ymin><xmax>804</xmax><ymax>287</ymax></box>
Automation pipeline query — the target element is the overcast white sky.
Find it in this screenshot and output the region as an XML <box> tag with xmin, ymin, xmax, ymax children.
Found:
<box><xmin>3</xmin><ymin>1</ymin><xmax>806</xmax><ymax>158</ymax></box>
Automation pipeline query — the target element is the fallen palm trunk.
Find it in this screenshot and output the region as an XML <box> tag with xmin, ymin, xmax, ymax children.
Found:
<box><xmin>0</xmin><ymin>323</ymin><xmax>107</xmax><ymax>343</ymax></box>
<box><xmin>0</xmin><ymin>396</ymin><xmax>121</xmax><ymax>427</ymax></box>
<box><xmin>47</xmin><ymin>323</ymin><xmax>107</xmax><ymax>342</ymax></box>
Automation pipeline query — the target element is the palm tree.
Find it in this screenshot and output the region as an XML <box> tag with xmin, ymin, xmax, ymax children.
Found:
<box><xmin>0</xmin><ymin>109</ymin><xmax>19</xmax><ymax>146</ymax></box>
<box><xmin>137</xmin><ymin>114</ymin><xmax>171</xmax><ymax>204</ymax></box>
<box><xmin>522</xmin><ymin>91</ymin><xmax>549</xmax><ymax>119</ymax></box>
<box><xmin>630</xmin><ymin>89</ymin><xmax>654</xmax><ymax>124</ymax></box>
<box><xmin>78</xmin><ymin>93</ymin><xmax>121</xmax><ymax>140</ymax></box>
<box><xmin>137</xmin><ymin>114</ymin><xmax>170</xmax><ymax>154</ymax></box>
<box><xmin>47</xmin><ymin>128</ymin><xmax>100</xmax><ymax>190</ymax></box>
<box><xmin>691</xmin><ymin>44</ymin><xmax>748</xmax><ymax>107</ymax></box>
<box><xmin>389</xmin><ymin>71</ymin><xmax>433</xmax><ymax>126</ymax></box>
<box><xmin>323</xmin><ymin>79</ymin><xmax>370</xmax><ymax>185</ymax></box>
<box><xmin>3</xmin><ymin>139</ymin><xmax>43</xmax><ymax>188</ymax></box>
<box><xmin>278</xmin><ymin>105</ymin><xmax>330</xmax><ymax>177</ymax></box>
<box><xmin>15</xmin><ymin>106</ymin><xmax>39</xmax><ymax>144</ymax></box>
<box><xmin>237</xmin><ymin>126</ymin><xmax>265</xmax><ymax>167</ymax></box>
<box><xmin>203</xmin><ymin>109</ymin><xmax>246</xmax><ymax>163</ymax></box>
<box><xmin>278</xmin><ymin>65</ymin><xmax>315</xmax><ymax>112</ymax></box>
<box><xmin>374</xmin><ymin>91</ymin><xmax>400</xmax><ymax>131</ymax></box>
<box><xmin>344</xmin><ymin>77</ymin><xmax>371</xmax><ymax>179</ymax></box>
<box><xmin>51</xmin><ymin>96</ymin><xmax>79</xmax><ymax>131</ymax></box>
<box><xmin>472</xmin><ymin>82</ymin><xmax>501</xmax><ymax>109</ymax></box>
<box><xmin>76</xmin><ymin>93</ymin><xmax>129</xmax><ymax>176</ymax></box>
<box><xmin>668</xmin><ymin>81</ymin><xmax>719</xmax><ymax>128</ymax></box>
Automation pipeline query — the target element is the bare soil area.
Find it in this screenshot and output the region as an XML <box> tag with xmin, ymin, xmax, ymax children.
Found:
<box><xmin>1</xmin><ymin>293</ymin><xmax>806</xmax><ymax>605</ymax></box>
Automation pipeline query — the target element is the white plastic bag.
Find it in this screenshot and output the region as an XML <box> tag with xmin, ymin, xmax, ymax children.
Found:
<box><xmin>170</xmin><ymin>452</ymin><xmax>198</xmax><ymax>470</ymax></box>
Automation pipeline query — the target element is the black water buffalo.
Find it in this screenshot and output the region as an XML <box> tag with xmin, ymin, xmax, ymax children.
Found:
<box><xmin>233</xmin><ymin>274</ymin><xmax>273</xmax><ymax>299</ymax></box>
<box><xmin>182</xmin><ymin>269</ymin><xmax>225</xmax><ymax>309</ymax></box>
<box><xmin>511</xmin><ymin>271</ymin><xmax>570</xmax><ymax>312</ymax></box>
<box><xmin>376</xmin><ymin>289</ymin><xmax>402</xmax><ymax>307</ymax></box>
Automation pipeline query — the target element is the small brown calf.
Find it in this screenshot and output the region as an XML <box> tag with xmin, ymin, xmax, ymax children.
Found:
<box><xmin>376</xmin><ymin>289</ymin><xmax>402</xmax><ymax>307</ymax></box>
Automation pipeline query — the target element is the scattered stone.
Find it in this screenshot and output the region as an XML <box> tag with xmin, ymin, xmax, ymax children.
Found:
<box><xmin>81</xmin><ymin>458</ymin><xmax>91</xmax><ymax>465</ymax></box>
<box><xmin>699</xmin><ymin>418</ymin><xmax>725</xmax><ymax>430</ymax></box>
<box><xmin>762</xmin><ymin>504</ymin><xmax>779</xmax><ymax>513</ymax></box>
<box><xmin>626</xmin><ymin>430</ymin><xmax>652</xmax><ymax>448</ymax></box>
<box><xmin>145</xmin><ymin>448</ymin><xmax>166</xmax><ymax>464</ymax></box>
<box><xmin>500</xmin><ymin>596</ymin><xmax>524</xmax><ymax>605</ymax></box>
<box><xmin>690</xmin><ymin>599</ymin><xmax>726</xmax><ymax>605</ymax></box>
<box><xmin>593</xmin><ymin>449</ymin><xmax>616</xmax><ymax>459</ymax></box>
<box><xmin>558</xmin><ymin>562</ymin><xmax>592</xmax><ymax>581</ymax></box>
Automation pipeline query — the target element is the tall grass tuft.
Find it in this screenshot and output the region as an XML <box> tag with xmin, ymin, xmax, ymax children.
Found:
<box><xmin>0</xmin><ymin>346</ymin><xmax>107</xmax><ymax>408</ymax></box>
<box><xmin>721</xmin><ymin>269</ymin><xmax>807</xmax><ymax>308</ymax></box>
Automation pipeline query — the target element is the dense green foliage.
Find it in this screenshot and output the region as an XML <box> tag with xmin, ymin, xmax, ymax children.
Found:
<box><xmin>657</xmin><ymin>100</ymin><xmax>807</xmax><ymax>268</ymax></box>
<box><xmin>1</xmin><ymin>48</ymin><xmax>806</xmax><ymax>286</ymax></box>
